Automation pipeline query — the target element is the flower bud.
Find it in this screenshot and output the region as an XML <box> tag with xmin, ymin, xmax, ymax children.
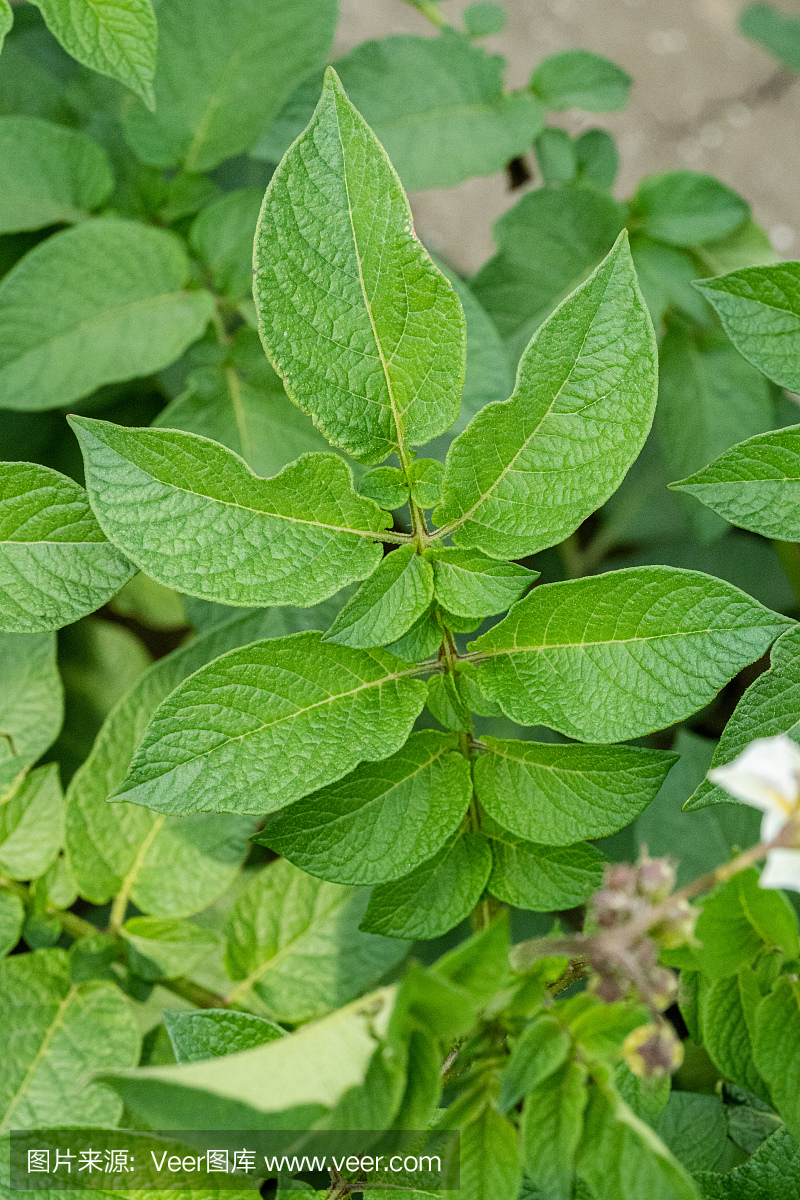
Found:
<box><xmin>651</xmin><ymin>898</ymin><xmax>698</xmax><ymax>949</ymax></box>
<box><xmin>622</xmin><ymin>1023</ymin><xmax>683</xmax><ymax>1079</ymax></box>
<box><xmin>648</xmin><ymin>966</ymin><xmax>679</xmax><ymax>1011</ymax></box>
<box><xmin>604</xmin><ymin>864</ymin><xmax>639</xmax><ymax>894</ymax></box>
<box><xmin>637</xmin><ymin>855</ymin><xmax>676</xmax><ymax>903</ymax></box>
<box><xmin>589</xmin><ymin>974</ymin><xmax>627</xmax><ymax>1003</ymax></box>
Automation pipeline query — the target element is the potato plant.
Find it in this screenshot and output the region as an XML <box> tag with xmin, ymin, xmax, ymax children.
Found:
<box><xmin>2</xmin><ymin>3</ymin><xmax>800</xmax><ymax>1200</ymax></box>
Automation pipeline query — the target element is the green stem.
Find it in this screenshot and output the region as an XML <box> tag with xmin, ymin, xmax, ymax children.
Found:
<box><xmin>774</xmin><ymin>540</ymin><xmax>800</xmax><ymax>608</ymax></box>
<box><xmin>161</xmin><ymin>977</ymin><xmax>229</xmax><ymax>1009</ymax></box>
<box><xmin>401</xmin><ymin>0</ymin><xmax>449</xmax><ymax>27</ymax></box>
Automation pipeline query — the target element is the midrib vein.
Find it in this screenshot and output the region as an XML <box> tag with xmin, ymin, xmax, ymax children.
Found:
<box><xmin>0</xmin><ymin>985</ymin><xmax>79</xmax><ymax>1133</ymax></box>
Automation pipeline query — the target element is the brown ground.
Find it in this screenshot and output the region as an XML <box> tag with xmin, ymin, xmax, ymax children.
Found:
<box><xmin>337</xmin><ymin>0</ymin><xmax>800</xmax><ymax>274</ymax></box>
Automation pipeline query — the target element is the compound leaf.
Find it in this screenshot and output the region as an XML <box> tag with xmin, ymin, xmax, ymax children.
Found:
<box><xmin>434</xmin><ymin>234</ymin><xmax>657</xmax><ymax>559</ymax></box>
<box><xmin>0</xmin><ymin>948</ymin><xmax>140</xmax><ymax>1132</ymax></box>
<box><xmin>694</xmin><ymin>263</ymin><xmax>800</xmax><ymax>392</ymax></box>
<box><xmin>0</xmin><ymin>115</ymin><xmax>113</xmax><ymax>233</ymax></box>
<box><xmin>29</xmin><ymin>0</ymin><xmax>157</xmax><ymax>107</ymax></box>
<box><xmin>224</xmin><ymin>859</ymin><xmax>408</xmax><ymax>1022</ymax></box>
<box><xmin>361</xmin><ymin>832</ymin><xmax>491</xmax><ymax>939</ymax></box>
<box><xmin>473</xmin><ymin>740</ymin><xmax>677</xmax><ymax>846</ymax></box>
<box><xmin>468</xmin><ymin>566</ymin><xmax>791</xmax><ymax>743</ymax></box>
<box><xmin>324</xmin><ymin>546</ymin><xmax>434</xmax><ymax>650</ymax></box>
<box><xmin>163</xmin><ymin>1009</ymin><xmax>283</xmax><ymax>1064</ymax></box>
<box><xmin>0</xmin><ymin>461</ymin><xmax>134</xmax><ymax>634</ymax></box>
<box><xmin>257</xmin><ymin>730</ymin><xmax>472</xmax><ymax>885</ymax></box>
<box><xmin>65</xmin><ymin>606</ymin><xmax>335</xmax><ymax>914</ymax></box>
<box><xmin>0</xmin><ymin>218</ymin><xmax>214</xmax><ymax>411</ymax></box>
<box><xmin>122</xmin><ymin>0</ymin><xmax>336</xmax><ymax>170</ymax></box>
<box><xmin>672</xmin><ymin>425</ymin><xmax>800</xmax><ymax>542</ymax></box>
<box><xmin>114</xmin><ymin>632</ymin><xmax>427</xmax><ymax>816</ymax></box>
<box><xmin>254</xmin><ymin>69</ymin><xmax>466</xmax><ymax>465</ymax></box>
<box><xmin>70</xmin><ymin>417</ymin><xmax>389</xmax><ymax>607</ymax></box>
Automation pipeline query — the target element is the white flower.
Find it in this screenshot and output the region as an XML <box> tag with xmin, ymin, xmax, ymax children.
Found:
<box><xmin>709</xmin><ymin>734</ymin><xmax>800</xmax><ymax>893</ymax></box>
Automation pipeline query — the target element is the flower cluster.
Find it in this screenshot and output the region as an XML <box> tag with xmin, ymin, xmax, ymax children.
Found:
<box><xmin>586</xmin><ymin>854</ymin><xmax>695</xmax><ymax>1010</ymax></box>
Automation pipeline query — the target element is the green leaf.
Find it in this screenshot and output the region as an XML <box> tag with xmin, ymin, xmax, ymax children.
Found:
<box><xmin>254</xmin><ymin>69</ymin><xmax>466</xmax><ymax>466</ymax></box>
<box><xmin>0</xmin><ymin>947</ymin><xmax>140</xmax><ymax>1131</ymax></box>
<box><xmin>155</xmin><ymin>332</ymin><xmax>334</xmax><ymax>481</ymax></box>
<box><xmin>753</xmin><ymin>976</ymin><xmax>800</xmax><ymax>1136</ymax></box>
<box><xmin>671</xmin><ymin>425</ymin><xmax>800</xmax><ymax>542</ymax></box>
<box><xmin>531</xmin><ymin>50</ymin><xmax>631</xmax><ymax>111</ymax></box>
<box><xmin>29</xmin><ymin>0</ymin><xmax>157</xmax><ymax>107</ymax></box>
<box><xmin>257</xmin><ymin>731</ymin><xmax>472</xmax><ymax>885</ymax></box>
<box><xmin>65</xmin><ymin>608</ymin><xmax>314</xmax><ymax>914</ymax></box>
<box><xmin>0</xmin><ymin>892</ymin><xmax>23</xmax><ymax>957</ymax></box>
<box><xmin>741</xmin><ymin>3</ymin><xmax>800</xmax><ymax>73</ymax></box>
<box><xmin>450</xmin><ymin>1095</ymin><xmax>522</xmax><ymax>1200</ymax></box>
<box><xmin>0</xmin><ymin>631</ymin><xmax>62</xmax><ymax>796</ymax></box>
<box><xmin>699</xmin><ymin>972</ymin><xmax>771</xmax><ymax>1103</ymax></box>
<box><xmin>694</xmin><ymin>217</ymin><xmax>778</xmax><ymax>277</ymax></box>
<box><xmin>632</xmin><ymin>172</ymin><xmax>749</xmax><ymax>247</ymax></box>
<box><xmin>657</xmin><ymin>328</ymin><xmax>774</xmax><ymax>542</ymax></box>
<box><xmin>0</xmin><ymin>763</ymin><xmax>64</xmax><ymax>881</ymax></box>
<box><xmin>474</xmin><ymin>739</ymin><xmax>677</xmax><ymax>846</ymax></box>
<box><xmin>361</xmin><ymin>832</ymin><xmax>491</xmax><ymax>939</ymax></box>
<box><xmin>385</xmin><ymin>607</ymin><xmax>443</xmax><ymax>664</ymax></box>
<box><xmin>521</xmin><ymin>1061</ymin><xmax>588</xmax><ymax>1200</ymax></box>
<box><xmin>486</xmin><ymin>829</ymin><xmax>604</xmax><ymax>911</ymax></box>
<box><xmin>0</xmin><ymin>115</ymin><xmax>113</xmax><ymax>233</ymax></box>
<box><xmin>472</xmin><ymin>186</ymin><xmax>625</xmax><ymax>344</ymax></box>
<box><xmin>613</xmin><ymin>1063</ymin><xmax>670</xmax><ymax>1129</ymax></box>
<box><xmin>464</xmin><ymin>3</ymin><xmax>506</xmax><ymax>37</ymax></box>
<box><xmin>695</xmin><ymin>1127</ymin><xmax>800</xmax><ymax>1200</ymax></box>
<box><xmin>500</xmin><ymin>1014</ymin><xmax>572</xmax><ymax>1113</ymax></box>
<box><xmin>694</xmin><ymin>264</ymin><xmax>800</xmax><ymax>392</ymax></box>
<box><xmin>468</xmin><ymin>566</ymin><xmax>791</xmax><ymax>742</ymax></box>
<box><xmin>534</xmin><ymin>127</ymin><xmax>577</xmax><ymax>186</ymax></box>
<box><xmin>101</xmin><ymin>986</ymin><xmax>395</xmax><ymax>1130</ymax></box>
<box><xmin>431</xmin><ymin>550</ymin><xmax>536</xmax><ymax>619</ymax></box>
<box><xmin>694</xmin><ymin>869</ymin><xmax>800</xmax><ymax>978</ymax></box>
<box><xmin>635</xmin><ymin>730</ymin><xmax>759</xmax><ymax>886</ymax></box>
<box><xmin>688</xmin><ymin>626</ymin><xmax>800</xmax><ymax>812</ymax></box>
<box><xmin>655</xmin><ymin>1093</ymin><xmax>727</xmax><ymax>1174</ymax></box>
<box><xmin>224</xmin><ymin>859</ymin><xmax>408</xmax><ymax>1021</ymax></box>
<box><xmin>434</xmin><ymin>234</ymin><xmax>657</xmax><ymax>559</ymax></box>
<box><xmin>576</xmin><ymin>1073</ymin><xmax>700</xmax><ymax>1200</ymax></box>
<box><xmin>164</xmin><ymin>1009</ymin><xmax>283</xmax><ymax>1063</ymax></box>
<box><xmin>0</xmin><ymin>461</ymin><xmax>134</xmax><ymax>634</ymax></box>
<box><xmin>0</xmin><ymin>218</ymin><xmax>214</xmax><ymax>411</ymax></box>
<box><xmin>122</xmin><ymin>916</ymin><xmax>219</xmax><ymax>982</ymax></box>
<box><xmin>255</xmin><ymin>33</ymin><xmax>544</xmax><ymax>191</ymax></box>
<box><xmin>630</xmin><ymin>236</ymin><xmax>709</xmax><ymax>326</ymax></box>
<box><xmin>562</xmin><ymin>998</ymin><xmax>647</xmax><ymax>1061</ymax></box>
<box><xmin>115</xmin><ymin>632</ymin><xmax>427</xmax><ymax>817</ymax></box>
<box><xmin>0</xmin><ymin>1</ymin><xmax>12</xmax><ymax>53</ymax></box>
<box><xmin>575</xmin><ymin>128</ymin><xmax>619</xmax><ymax>191</ymax></box>
<box><xmin>189</xmin><ymin>188</ymin><xmax>263</xmax><ymax>302</ymax></box>
<box><xmin>433</xmin><ymin>911</ymin><xmax>511</xmax><ymax>1004</ymax></box>
<box><xmin>408</xmin><ymin>459</ymin><xmax>444</xmax><ymax>509</ymax></box>
<box><xmin>72</xmin><ymin>416</ymin><xmax>389</xmax><ymax>607</ymax></box>
<box><xmin>324</xmin><ymin>547</ymin><xmax>434</xmax><ymax>650</ymax></box>
<box><xmin>122</xmin><ymin>0</ymin><xmax>336</xmax><ymax>170</ymax></box>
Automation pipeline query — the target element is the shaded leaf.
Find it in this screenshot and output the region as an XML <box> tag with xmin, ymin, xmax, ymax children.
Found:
<box><xmin>632</xmin><ymin>171</ymin><xmax>749</xmax><ymax>247</ymax></box>
<box><xmin>0</xmin><ymin>892</ymin><xmax>23</xmax><ymax>957</ymax></box>
<box><xmin>0</xmin><ymin>218</ymin><xmax>214</xmax><ymax>411</ymax></box>
<box><xmin>0</xmin><ymin>631</ymin><xmax>62</xmax><ymax>795</ymax></box>
<box><xmin>122</xmin><ymin>916</ymin><xmax>219</xmax><ymax>982</ymax></box>
<box><xmin>164</xmin><ymin>1009</ymin><xmax>283</xmax><ymax>1063</ymax></box>
<box><xmin>0</xmin><ymin>762</ymin><xmax>64</xmax><ymax>881</ymax></box>
<box><xmin>224</xmin><ymin>860</ymin><xmax>408</xmax><ymax>1021</ymax></box>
